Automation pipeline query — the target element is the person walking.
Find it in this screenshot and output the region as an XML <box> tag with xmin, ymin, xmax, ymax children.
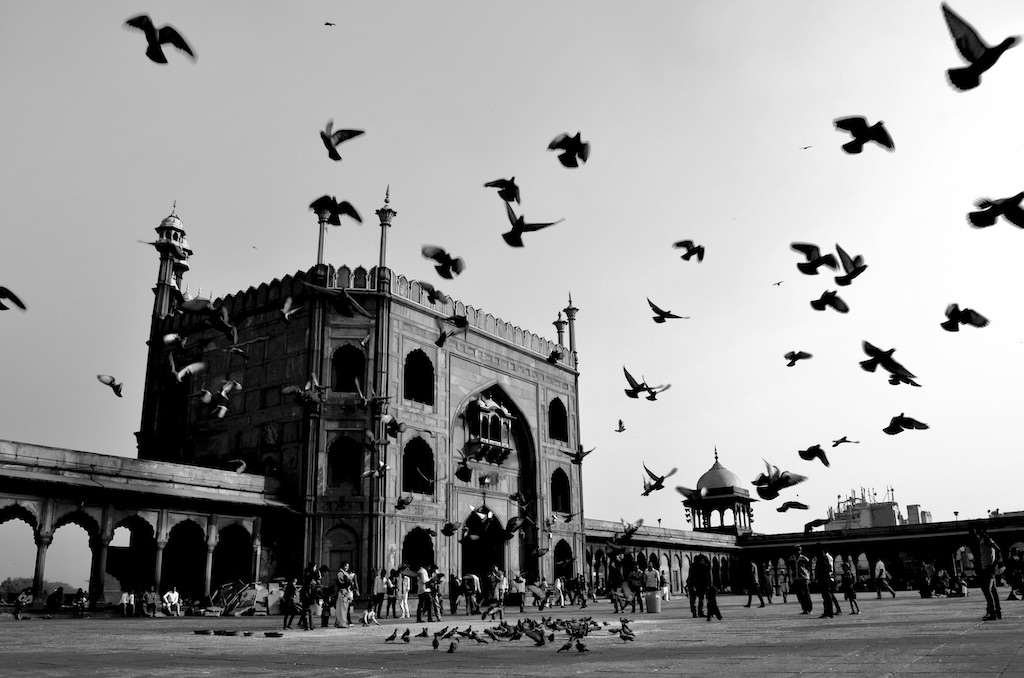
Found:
<box><xmin>816</xmin><ymin>545</ymin><xmax>836</xmax><ymax>619</ymax></box>
<box><xmin>744</xmin><ymin>560</ymin><xmax>765</xmax><ymax>608</ymax></box>
<box><xmin>282</xmin><ymin>578</ymin><xmax>300</xmax><ymax>629</ymax></box>
<box><xmin>791</xmin><ymin>546</ymin><xmax>812</xmax><ymax>614</ymax></box>
<box><xmin>687</xmin><ymin>554</ymin><xmax>711</xmax><ymax>618</ymax></box>
<box><xmin>972</xmin><ymin>524</ymin><xmax>1002</xmax><ymax>620</ymax></box>
<box><xmin>840</xmin><ymin>562</ymin><xmax>860</xmax><ymax>615</ymax></box>
<box><xmin>874</xmin><ymin>558</ymin><xmax>896</xmax><ymax>599</ymax></box>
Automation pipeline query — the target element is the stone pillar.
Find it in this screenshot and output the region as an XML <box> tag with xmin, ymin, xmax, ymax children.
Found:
<box><xmin>89</xmin><ymin>533</ymin><xmax>112</xmax><ymax>608</ymax></box>
<box><xmin>33</xmin><ymin>533</ymin><xmax>53</xmax><ymax>602</ymax></box>
<box><xmin>205</xmin><ymin>545</ymin><xmax>215</xmax><ymax>598</ymax></box>
<box><xmin>252</xmin><ymin>539</ymin><xmax>262</xmax><ymax>582</ymax></box>
<box><xmin>154</xmin><ymin>540</ymin><xmax>167</xmax><ymax>592</ymax></box>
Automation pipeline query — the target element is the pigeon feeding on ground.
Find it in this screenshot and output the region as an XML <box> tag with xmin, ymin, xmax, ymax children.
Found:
<box><xmin>941</xmin><ymin>304</ymin><xmax>989</xmax><ymax>331</ymax></box>
<box><xmin>124</xmin><ymin>14</ymin><xmax>195</xmax><ymax>64</ymax></box>
<box><xmin>502</xmin><ymin>202</ymin><xmax>564</xmax><ymax>247</ymax></box>
<box><xmin>96</xmin><ymin>375</ymin><xmax>123</xmax><ymax>397</ymax></box>
<box><xmin>883</xmin><ymin>413</ymin><xmax>930</xmax><ymax>435</ymax></box>
<box><xmin>319</xmin><ymin>121</ymin><xmax>364</xmax><ymax>161</ymax></box>
<box><xmin>647</xmin><ymin>298</ymin><xmax>688</xmax><ymax>323</ymax></box>
<box><xmin>421</xmin><ymin>245</ymin><xmax>465</xmax><ymax>279</ymax></box>
<box><xmin>673</xmin><ymin>240</ymin><xmax>705</xmax><ymax>262</ymax></box>
<box><xmin>784</xmin><ymin>351</ymin><xmax>812</xmax><ymax>367</ymax></box>
<box><xmin>942</xmin><ymin>3</ymin><xmax>1019</xmax><ymax>92</ymax></box>
<box><xmin>641</xmin><ymin>464</ymin><xmax>677</xmax><ymax>496</ymax></box>
<box><xmin>484</xmin><ymin>178</ymin><xmax>520</xmax><ymax>203</ymax></box>
<box><xmin>968</xmin><ymin>193</ymin><xmax>1024</xmax><ymax>228</ymax></box>
<box><xmin>791</xmin><ymin>243</ymin><xmax>838</xmax><ymax>275</ymax></box>
<box><xmin>0</xmin><ymin>287</ymin><xmax>27</xmax><ymax>311</ymax></box>
<box><xmin>777</xmin><ymin>501</ymin><xmax>809</xmax><ymax>512</ymax></box>
<box><xmin>309</xmin><ymin>195</ymin><xmax>361</xmax><ymax>225</ymax></box>
<box><xmin>548</xmin><ymin>132</ymin><xmax>590</xmax><ymax>168</ymax></box>
<box><xmin>835</xmin><ymin>244</ymin><xmax>868</xmax><ymax>286</ymax></box>
<box><xmin>798</xmin><ymin>444</ymin><xmax>829</xmax><ymax>467</ymax></box>
<box><xmin>833</xmin><ymin>117</ymin><xmax>894</xmax><ymax>154</ymax></box>
<box><xmin>811</xmin><ymin>290</ymin><xmax>849</xmax><ymax>313</ymax></box>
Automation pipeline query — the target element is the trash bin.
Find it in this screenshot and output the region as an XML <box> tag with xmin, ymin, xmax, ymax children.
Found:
<box><xmin>645</xmin><ymin>591</ymin><xmax>661</xmax><ymax>613</ymax></box>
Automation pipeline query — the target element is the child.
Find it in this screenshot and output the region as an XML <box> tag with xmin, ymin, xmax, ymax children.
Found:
<box><xmin>321</xmin><ymin>584</ymin><xmax>336</xmax><ymax>628</ymax></box>
<box><xmin>841</xmin><ymin>563</ymin><xmax>860</xmax><ymax>615</ymax></box>
<box><xmin>360</xmin><ymin>599</ymin><xmax>381</xmax><ymax>626</ymax></box>
<box><xmin>385</xmin><ymin>570</ymin><xmax>398</xmax><ymax>619</ymax></box>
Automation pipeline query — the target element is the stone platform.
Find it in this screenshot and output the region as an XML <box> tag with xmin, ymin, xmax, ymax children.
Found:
<box><xmin>3</xmin><ymin>592</ymin><xmax>1023</xmax><ymax>677</ymax></box>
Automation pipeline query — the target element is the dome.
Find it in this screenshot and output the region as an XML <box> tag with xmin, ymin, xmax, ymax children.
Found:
<box><xmin>159</xmin><ymin>212</ymin><xmax>183</xmax><ymax>232</ymax></box>
<box><xmin>696</xmin><ymin>460</ymin><xmax>743</xmax><ymax>492</ymax></box>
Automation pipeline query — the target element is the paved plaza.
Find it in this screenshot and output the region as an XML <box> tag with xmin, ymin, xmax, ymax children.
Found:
<box><xmin>4</xmin><ymin>593</ymin><xmax>1023</xmax><ymax>677</ymax></box>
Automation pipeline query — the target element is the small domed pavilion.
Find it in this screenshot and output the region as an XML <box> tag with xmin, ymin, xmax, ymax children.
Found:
<box><xmin>682</xmin><ymin>449</ymin><xmax>756</xmax><ymax>535</ymax></box>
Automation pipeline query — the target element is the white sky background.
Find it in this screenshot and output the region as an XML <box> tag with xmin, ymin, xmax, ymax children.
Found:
<box><xmin>3</xmin><ymin>1</ymin><xmax>1024</xmax><ymax>587</ymax></box>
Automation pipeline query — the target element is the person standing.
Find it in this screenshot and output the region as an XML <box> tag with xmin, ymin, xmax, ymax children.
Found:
<box><xmin>874</xmin><ymin>558</ymin><xmax>896</xmax><ymax>599</ymax></box>
<box><xmin>14</xmin><ymin>587</ymin><xmax>32</xmax><ymax>620</ymax></box>
<box><xmin>282</xmin><ymin>578</ymin><xmax>299</xmax><ymax>629</ymax></box>
<box><xmin>779</xmin><ymin>564</ymin><xmax>790</xmax><ymax>603</ymax></box>
<box><xmin>791</xmin><ymin>546</ymin><xmax>812</xmax><ymax>614</ymax></box>
<box><xmin>816</xmin><ymin>545</ymin><xmax>836</xmax><ymax>619</ymax></box>
<box><xmin>744</xmin><ymin>560</ymin><xmax>765</xmax><ymax>608</ymax></box>
<box><xmin>334</xmin><ymin>561</ymin><xmax>357</xmax><ymax>628</ymax></box>
<box><xmin>643</xmin><ymin>563</ymin><xmax>660</xmax><ymax>606</ymax></box>
<box><xmin>372</xmin><ymin>568</ymin><xmax>388</xmax><ymax>617</ymax></box>
<box><xmin>398</xmin><ymin>564</ymin><xmax>412</xmax><ymax>618</ymax></box>
<box><xmin>972</xmin><ymin>525</ymin><xmax>1002</xmax><ymax>621</ymax></box>
<box><xmin>448</xmin><ymin>572</ymin><xmax>462</xmax><ymax>615</ymax></box>
<box><xmin>463</xmin><ymin>571</ymin><xmax>480</xmax><ymax>615</ymax></box>
<box><xmin>415</xmin><ymin>564</ymin><xmax>434</xmax><ymax>623</ymax></box>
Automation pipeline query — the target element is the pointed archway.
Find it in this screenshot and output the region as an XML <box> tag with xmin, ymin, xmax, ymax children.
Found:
<box><xmin>554</xmin><ymin>539</ymin><xmax>574</xmax><ymax>581</ymax></box>
<box><xmin>461</xmin><ymin>507</ymin><xmax>505</xmax><ymax>579</ymax></box>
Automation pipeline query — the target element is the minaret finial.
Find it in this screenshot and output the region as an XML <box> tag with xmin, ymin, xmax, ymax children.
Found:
<box><xmin>385</xmin><ymin>184</ymin><xmax>390</xmax><ymax>205</ymax></box>
<box><xmin>714</xmin><ymin>446</ymin><xmax>719</xmax><ymax>463</ymax></box>
<box><xmin>171</xmin><ymin>200</ymin><xmax>177</xmax><ymax>216</ymax></box>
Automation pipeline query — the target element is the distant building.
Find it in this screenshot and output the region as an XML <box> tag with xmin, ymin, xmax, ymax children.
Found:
<box><xmin>823</xmin><ymin>487</ymin><xmax>926</xmax><ymax>531</ymax></box>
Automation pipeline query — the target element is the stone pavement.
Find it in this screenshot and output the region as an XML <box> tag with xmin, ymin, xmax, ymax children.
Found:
<box><xmin>3</xmin><ymin>592</ymin><xmax>1023</xmax><ymax>677</ymax></box>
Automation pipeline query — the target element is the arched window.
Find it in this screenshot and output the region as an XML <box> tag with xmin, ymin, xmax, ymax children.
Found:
<box><xmin>551</xmin><ymin>467</ymin><xmax>571</xmax><ymax>513</ymax></box>
<box><xmin>488</xmin><ymin>415</ymin><xmax>501</xmax><ymax>442</ymax></box>
<box><xmin>404</xmin><ymin>349</ymin><xmax>435</xmax><ymax>405</ymax></box>
<box><xmin>402</xmin><ymin>437</ymin><xmax>434</xmax><ymax>495</ymax></box>
<box><xmin>548</xmin><ymin>398</ymin><xmax>568</xmax><ymax>443</ymax></box>
<box><xmin>332</xmin><ymin>344</ymin><xmax>365</xmax><ymax>392</ymax></box>
<box><xmin>327</xmin><ymin>435</ymin><xmax>363</xmax><ymax>491</ymax></box>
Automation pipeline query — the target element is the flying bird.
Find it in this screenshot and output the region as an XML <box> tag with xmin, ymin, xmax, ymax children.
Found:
<box><xmin>96</xmin><ymin>375</ymin><xmax>123</xmax><ymax>397</ymax></box>
<box><xmin>302</xmin><ymin>282</ymin><xmax>371</xmax><ymax>317</ymax></box>
<box><xmin>673</xmin><ymin>240</ymin><xmax>705</xmax><ymax>262</ymax></box>
<box><xmin>832</xmin><ymin>436</ymin><xmax>859</xmax><ymax>447</ymax></box>
<box><xmin>833</xmin><ymin>117</ymin><xmax>894</xmax><ymax>154</ymax></box>
<box><xmin>942</xmin><ymin>3</ymin><xmax>1019</xmax><ymax>91</ymax></box>
<box><xmin>791</xmin><ymin>243</ymin><xmax>839</xmax><ymax>275</ymax></box>
<box><xmin>777</xmin><ymin>501</ymin><xmax>809</xmax><ymax>512</ymax></box>
<box><xmin>440</xmin><ymin>521</ymin><xmax>462</xmax><ymax>537</ymax></box>
<box><xmin>227</xmin><ymin>458</ymin><xmax>247</xmax><ymax>474</ymax></box>
<box><xmin>309</xmin><ymin>195</ymin><xmax>361</xmax><ymax>225</ymax></box>
<box><xmin>835</xmin><ymin>244</ymin><xmax>868</xmax><ymax>286</ymax></box>
<box><xmin>548</xmin><ymin>132</ymin><xmax>590</xmax><ymax>168</ymax></box>
<box><xmin>361</xmin><ymin>460</ymin><xmax>389</xmax><ymax>479</ymax></box>
<box><xmin>395</xmin><ymin>495</ymin><xmax>413</xmax><ymax>510</ymax></box>
<box><xmin>641</xmin><ymin>464</ymin><xmax>677</xmax><ymax>495</ymax></box>
<box><xmin>324</xmin><ymin>22</ymin><xmax>335</xmax><ymax>26</ymax></box>
<box><xmin>484</xmin><ymin>177</ymin><xmax>521</xmax><ymax>204</ymax></box>
<box><xmin>124</xmin><ymin>14</ymin><xmax>195</xmax><ymax>64</ymax></box>
<box><xmin>502</xmin><ymin>202</ymin><xmax>564</xmax><ymax>248</ymax></box>
<box><xmin>622</xmin><ymin>367</ymin><xmax>649</xmax><ymax>399</ymax></box>
<box><xmin>967</xmin><ymin>193</ymin><xmax>1024</xmax><ymax>228</ymax></box>
<box><xmin>167</xmin><ymin>354</ymin><xmax>206</xmax><ymax>383</ymax></box>
<box><xmin>941</xmin><ymin>303</ymin><xmax>989</xmax><ymax>331</ymax></box>
<box><xmin>319</xmin><ymin>121</ymin><xmax>364</xmax><ymax>161</ymax></box>
<box><xmin>434</xmin><ymin>317</ymin><xmax>468</xmax><ymax>348</ymax></box>
<box><xmin>644</xmin><ymin>383</ymin><xmax>671</xmax><ymax>401</ymax></box>
<box><xmin>752</xmin><ymin>460</ymin><xmax>807</xmax><ymax>500</ymax></box>
<box><xmin>883</xmin><ymin>413</ymin><xmax>930</xmax><ymax>435</ymax></box>
<box><xmin>647</xmin><ymin>298</ymin><xmax>688</xmax><ymax>323</ymax></box>
<box><xmin>810</xmin><ymin>290</ymin><xmax>849</xmax><ymax>313</ymax></box>
<box><xmin>860</xmin><ymin>341</ymin><xmax>916</xmax><ymax>382</ymax></box>
<box><xmin>615</xmin><ymin>419</ymin><xmax>625</xmax><ymax>433</ymax></box>
<box><xmin>564</xmin><ymin>446</ymin><xmax>595</xmax><ymax>465</ymax></box>
<box><xmin>0</xmin><ymin>287</ymin><xmax>27</xmax><ymax>311</ymax></box>
<box><xmin>281</xmin><ymin>296</ymin><xmax>302</xmax><ymax>323</ymax></box>
<box><xmin>421</xmin><ymin>245</ymin><xmax>465</xmax><ymax>279</ymax></box>
<box><xmin>619</xmin><ymin>518</ymin><xmax>643</xmax><ymax>541</ymax></box>
<box><xmin>675</xmin><ymin>486</ymin><xmax>706</xmax><ymax>502</ymax></box>
<box><xmin>417</xmin><ymin>281</ymin><xmax>448</xmax><ymax>305</ymax></box>
<box><xmin>784</xmin><ymin>351</ymin><xmax>812</xmax><ymax>367</ymax></box>
<box><xmin>804</xmin><ymin>518</ymin><xmax>832</xmax><ymax>533</ymax></box>
<box><xmin>798</xmin><ymin>444</ymin><xmax>829</xmax><ymax>467</ymax></box>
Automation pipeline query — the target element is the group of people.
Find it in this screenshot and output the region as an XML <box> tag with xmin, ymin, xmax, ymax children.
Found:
<box><xmin>116</xmin><ymin>586</ymin><xmax>182</xmax><ymax>617</ymax></box>
<box><xmin>603</xmin><ymin>560</ymin><xmax>673</xmax><ymax>615</ymax></box>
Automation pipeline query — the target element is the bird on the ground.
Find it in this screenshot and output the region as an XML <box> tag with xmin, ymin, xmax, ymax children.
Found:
<box><xmin>833</xmin><ymin>117</ymin><xmax>894</xmax><ymax>154</ymax></box>
<box><xmin>227</xmin><ymin>458</ymin><xmax>246</xmax><ymax>474</ymax></box>
<box><xmin>784</xmin><ymin>351</ymin><xmax>812</xmax><ymax>367</ymax></box>
<box><xmin>941</xmin><ymin>303</ymin><xmax>989</xmax><ymax>331</ymax></box>
<box><xmin>421</xmin><ymin>245</ymin><xmax>465</xmax><ymax>279</ymax></box>
<box><xmin>447</xmin><ymin>640</ymin><xmax>459</xmax><ymax>653</ymax></box>
<box><xmin>484</xmin><ymin>177</ymin><xmax>520</xmax><ymax>203</ymax></box>
<box><xmin>791</xmin><ymin>243</ymin><xmax>839</xmax><ymax>275</ymax></box>
<box><xmin>860</xmin><ymin>341</ymin><xmax>916</xmax><ymax>382</ymax></box>
<box><xmin>777</xmin><ymin>501</ymin><xmax>809</xmax><ymax>512</ymax></box>
<box><xmin>883</xmin><ymin>413</ymin><xmax>930</xmax><ymax>435</ymax></box>
<box><xmin>395</xmin><ymin>495</ymin><xmax>413</xmax><ymax>510</ymax></box>
<box><xmin>619</xmin><ymin>630</ymin><xmax>635</xmax><ymax>641</ymax></box>
<box><xmin>432</xmin><ymin>636</ymin><xmax>439</xmax><ymax>650</ymax></box>
<box><xmin>96</xmin><ymin>375</ymin><xmax>123</xmax><ymax>397</ymax></box>
<box><xmin>641</xmin><ymin>464</ymin><xmax>677</xmax><ymax>496</ymax></box>
<box><xmin>281</xmin><ymin>296</ymin><xmax>302</xmax><ymax>323</ymax></box>
<box><xmin>309</xmin><ymin>195</ymin><xmax>361</xmax><ymax>225</ymax></box>
<box><xmin>673</xmin><ymin>240</ymin><xmax>705</xmax><ymax>262</ymax></box>
<box><xmin>124</xmin><ymin>14</ymin><xmax>195</xmax><ymax>64</ymax></box>
<box><xmin>832</xmin><ymin>436</ymin><xmax>859</xmax><ymax>447</ymax></box>
<box><xmin>942</xmin><ymin>3</ymin><xmax>1019</xmax><ymax>92</ymax></box>
<box><xmin>615</xmin><ymin>419</ymin><xmax>625</xmax><ymax>433</ymax></box>
<box><xmin>575</xmin><ymin>640</ymin><xmax>590</xmax><ymax>653</ymax></box>
<box><xmin>967</xmin><ymin>193</ymin><xmax>1024</xmax><ymax>228</ymax></box>
<box><xmin>319</xmin><ymin>121</ymin><xmax>364</xmax><ymax>162</ymax></box>
<box><xmin>401</xmin><ymin>628</ymin><xmax>411</xmax><ymax>642</ymax></box>
<box><xmin>416</xmin><ymin>627</ymin><xmax>429</xmax><ymax>638</ymax></box>
<box><xmin>810</xmin><ymin>290</ymin><xmax>849</xmax><ymax>313</ymax></box>
<box><xmin>384</xmin><ymin>629</ymin><xmax>397</xmax><ymax>642</ymax></box>
<box><xmin>835</xmin><ymin>244</ymin><xmax>868</xmax><ymax>286</ymax></box>
<box><xmin>548</xmin><ymin>132</ymin><xmax>590</xmax><ymax>168</ymax></box>
<box><xmin>417</xmin><ymin>281</ymin><xmax>448</xmax><ymax>305</ymax></box>
<box><xmin>647</xmin><ymin>298</ymin><xmax>688</xmax><ymax>323</ymax></box>
<box><xmin>798</xmin><ymin>444</ymin><xmax>829</xmax><ymax>467</ymax></box>
<box><xmin>502</xmin><ymin>202</ymin><xmax>564</xmax><ymax>248</ymax></box>
<box><xmin>302</xmin><ymin>282</ymin><xmax>372</xmax><ymax>317</ymax></box>
<box><xmin>557</xmin><ymin>640</ymin><xmax>573</xmax><ymax>652</ymax></box>
<box><xmin>804</xmin><ymin>518</ymin><xmax>831</xmax><ymax>533</ymax></box>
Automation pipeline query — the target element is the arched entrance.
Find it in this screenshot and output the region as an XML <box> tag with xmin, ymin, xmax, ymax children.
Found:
<box><xmin>107</xmin><ymin>515</ymin><xmax>156</xmax><ymax>593</ymax></box>
<box><xmin>162</xmin><ymin>519</ymin><xmax>206</xmax><ymax>601</ymax></box>
<box><xmin>461</xmin><ymin>507</ymin><xmax>504</xmax><ymax>578</ymax></box>
<box><xmin>212</xmin><ymin>523</ymin><xmax>252</xmax><ymax>591</ymax></box>
<box><xmin>554</xmin><ymin>539</ymin><xmax>574</xmax><ymax>580</ymax></box>
<box><xmin>402</xmin><ymin>527</ymin><xmax>435</xmax><ymax>571</ymax></box>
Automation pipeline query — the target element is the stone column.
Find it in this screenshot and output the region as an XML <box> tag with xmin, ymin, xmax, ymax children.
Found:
<box><xmin>204</xmin><ymin>544</ymin><xmax>215</xmax><ymax>599</ymax></box>
<box><xmin>33</xmin><ymin>533</ymin><xmax>53</xmax><ymax>602</ymax></box>
<box><xmin>154</xmin><ymin>540</ymin><xmax>167</xmax><ymax>592</ymax></box>
<box><xmin>89</xmin><ymin>533</ymin><xmax>112</xmax><ymax>608</ymax></box>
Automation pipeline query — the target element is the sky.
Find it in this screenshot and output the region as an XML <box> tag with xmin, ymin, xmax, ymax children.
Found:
<box><xmin>3</xmin><ymin>1</ymin><xmax>1024</xmax><ymax>588</ymax></box>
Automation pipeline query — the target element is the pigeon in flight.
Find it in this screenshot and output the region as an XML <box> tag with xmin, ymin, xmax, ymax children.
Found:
<box><xmin>942</xmin><ymin>4</ymin><xmax>1019</xmax><ymax>91</ymax></box>
<box><xmin>967</xmin><ymin>193</ymin><xmax>1024</xmax><ymax>228</ymax></box>
<box><xmin>883</xmin><ymin>413</ymin><xmax>929</xmax><ymax>435</ymax></box>
<box><xmin>96</xmin><ymin>375</ymin><xmax>123</xmax><ymax>397</ymax></box>
<box><xmin>860</xmin><ymin>341</ymin><xmax>916</xmax><ymax>383</ymax></box>
<box><xmin>675</xmin><ymin>486</ymin><xmax>706</xmax><ymax>502</ymax></box>
<box><xmin>302</xmin><ymin>282</ymin><xmax>372</xmax><ymax>317</ymax></box>
<box><xmin>798</xmin><ymin>444</ymin><xmax>829</xmax><ymax>467</ymax></box>
<box><xmin>619</xmin><ymin>518</ymin><xmax>643</xmax><ymax>541</ymax></box>
<box><xmin>167</xmin><ymin>354</ymin><xmax>206</xmax><ymax>383</ymax></box>
<box><xmin>434</xmin><ymin>317</ymin><xmax>468</xmax><ymax>348</ymax></box>
<box><xmin>622</xmin><ymin>367</ymin><xmax>649</xmax><ymax>399</ymax></box>
<box><xmin>791</xmin><ymin>243</ymin><xmax>839</xmax><ymax>275</ymax></box>
<box><xmin>484</xmin><ymin>178</ymin><xmax>520</xmax><ymax>204</ymax></box>
<box><xmin>833</xmin><ymin>117</ymin><xmax>894</xmax><ymax>154</ymax></box>
<box><xmin>832</xmin><ymin>436</ymin><xmax>859</xmax><ymax>447</ymax></box>
<box><xmin>280</xmin><ymin>296</ymin><xmax>302</xmax><ymax>323</ymax></box>
<box><xmin>777</xmin><ymin>501</ymin><xmax>809</xmax><ymax>512</ymax></box>
<box><xmin>395</xmin><ymin>495</ymin><xmax>413</xmax><ymax>510</ymax></box>
<box><xmin>417</xmin><ymin>281</ymin><xmax>448</xmax><ymax>305</ymax></box>
<box><xmin>615</xmin><ymin>419</ymin><xmax>625</xmax><ymax>433</ymax></box>
<box><xmin>644</xmin><ymin>383</ymin><xmax>671</xmax><ymax>401</ymax></box>
<box><xmin>810</xmin><ymin>290</ymin><xmax>849</xmax><ymax>314</ymax></box>
<box><xmin>564</xmin><ymin>446</ymin><xmax>595</xmax><ymax>464</ymax></box>
<box><xmin>548</xmin><ymin>132</ymin><xmax>590</xmax><ymax>168</ymax></box>
<box><xmin>648</xmin><ymin>298</ymin><xmax>688</xmax><ymax>323</ymax></box>
<box><xmin>309</xmin><ymin>195</ymin><xmax>361</xmax><ymax>226</ymax></box>
<box><xmin>440</xmin><ymin>521</ymin><xmax>462</xmax><ymax>537</ymax></box>
<box><xmin>835</xmin><ymin>244</ymin><xmax>868</xmax><ymax>286</ymax></box>
<box><xmin>752</xmin><ymin>460</ymin><xmax>807</xmax><ymax>500</ymax></box>
<box><xmin>421</xmin><ymin>245</ymin><xmax>465</xmax><ymax>279</ymax></box>
<box><xmin>941</xmin><ymin>304</ymin><xmax>989</xmax><ymax>332</ymax></box>
<box><xmin>641</xmin><ymin>464</ymin><xmax>677</xmax><ymax>496</ymax></box>
<box><xmin>502</xmin><ymin>202</ymin><xmax>564</xmax><ymax>247</ymax></box>
<box><xmin>319</xmin><ymin>121</ymin><xmax>364</xmax><ymax>161</ymax></box>
<box><xmin>124</xmin><ymin>15</ymin><xmax>195</xmax><ymax>64</ymax></box>
<box><xmin>804</xmin><ymin>518</ymin><xmax>831</xmax><ymax>533</ymax></box>
<box><xmin>0</xmin><ymin>287</ymin><xmax>27</xmax><ymax>311</ymax></box>
<box><xmin>673</xmin><ymin>240</ymin><xmax>705</xmax><ymax>262</ymax></box>
<box><xmin>784</xmin><ymin>351</ymin><xmax>812</xmax><ymax>367</ymax></box>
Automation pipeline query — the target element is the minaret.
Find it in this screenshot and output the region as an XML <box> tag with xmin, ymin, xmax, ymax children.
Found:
<box><xmin>151</xmin><ymin>205</ymin><xmax>192</xmax><ymax>319</ymax></box>
<box><xmin>563</xmin><ymin>293</ymin><xmax>579</xmax><ymax>360</ymax></box>
<box><xmin>553</xmin><ymin>311</ymin><xmax>567</xmax><ymax>346</ymax></box>
<box><xmin>374</xmin><ymin>186</ymin><xmax>397</xmax><ymax>291</ymax></box>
